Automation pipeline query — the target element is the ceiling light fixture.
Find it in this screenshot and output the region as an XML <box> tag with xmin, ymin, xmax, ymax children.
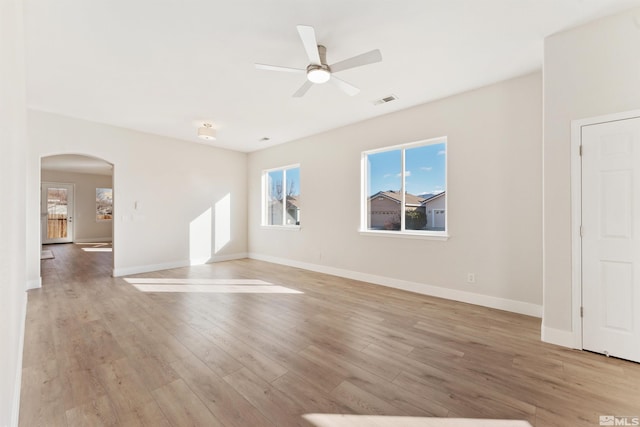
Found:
<box><xmin>306</xmin><ymin>65</ymin><xmax>330</xmax><ymax>84</ymax></box>
<box><xmin>197</xmin><ymin>123</ymin><xmax>216</xmax><ymax>141</ymax></box>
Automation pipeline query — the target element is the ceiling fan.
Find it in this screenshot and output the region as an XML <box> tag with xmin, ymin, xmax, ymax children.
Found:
<box><xmin>255</xmin><ymin>25</ymin><xmax>382</xmax><ymax>97</ymax></box>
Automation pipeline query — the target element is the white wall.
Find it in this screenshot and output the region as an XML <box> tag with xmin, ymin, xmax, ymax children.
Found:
<box><xmin>27</xmin><ymin>110</ymin><xmax>248</xmax><ymax>282</ymax></box>
<box><xmin>0</xmin><ymin>0</ymin><xmax>28</xmax><ymax>424</ymax></box>
<box><xmin>248</xmin><ymin>72</ymin><xmax>543</xmax><ymax>316</ymax></box>
<box><xmin>41</xmin><ymin>170</ymin><xmax>113</xmax><ymax>242</ymax></box>
<box><xmin>543</xmin><ymin>7</ymin><xmax>640</xmax><ymax>345</ymax></box>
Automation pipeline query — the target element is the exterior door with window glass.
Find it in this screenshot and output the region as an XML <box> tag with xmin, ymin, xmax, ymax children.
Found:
<box><xmin>41</xmin><ymin>183</ymin><xmax>74</xmax><ymax>244</ymax></box>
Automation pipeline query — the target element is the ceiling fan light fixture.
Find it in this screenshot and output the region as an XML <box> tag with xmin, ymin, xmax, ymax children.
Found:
<box><xmin>307</xmin><ymin>66</ymin><xmax>330</xmax><ymax>84</ymax></box>
<box><xmin>197</xmin><ymin>123</ymin><xmax>217</xmax><ymax>141</ymax></box>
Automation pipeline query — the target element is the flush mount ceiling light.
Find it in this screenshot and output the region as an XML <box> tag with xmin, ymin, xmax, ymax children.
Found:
<box><xmin>197</xmin><ymin>123</ymin><xmax>216</xmax><ymax>141</ymax></box>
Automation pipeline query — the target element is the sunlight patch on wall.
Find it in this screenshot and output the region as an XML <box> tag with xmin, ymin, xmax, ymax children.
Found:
<box><xmin>189</xmin><ymin>207</ymin><xmax>211</xmax><ymax>265</ymax></box>
<box><xmin>124</xmin><ymin>277</ymin><xmax>302</xmax><ymax>294</ymax></box>
<box><xmin>215</xmin><ymin>193</ymin><xmax>231</xmax><ymax>253</ymax></box>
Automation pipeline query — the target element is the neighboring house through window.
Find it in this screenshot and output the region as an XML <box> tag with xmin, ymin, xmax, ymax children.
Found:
<box><xmin>362</xmin><ymin>137</ymin><xmax>446</xmax><ymax>235</ymax></box>
<box><xmin>262</xmin><ymin>165</ymin><xmax>301</xmax><ymax>227</ymax></box>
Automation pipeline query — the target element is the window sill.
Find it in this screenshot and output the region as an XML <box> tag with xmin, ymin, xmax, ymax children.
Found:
<box><xmin>261</xmin><ymin>225</ymin><xmax>301</xmax><ymax>231</ymax></box>
<box><xmin>359</xmin><ymin>229</ymin><xmax>449</xmax><ymax>241</ymax></box>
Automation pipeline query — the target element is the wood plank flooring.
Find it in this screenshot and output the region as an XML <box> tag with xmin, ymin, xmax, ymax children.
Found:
<box><xmin>20</xmin><ymin>243</ymin><xmax>640</xmax><ymax>426</ymax></box>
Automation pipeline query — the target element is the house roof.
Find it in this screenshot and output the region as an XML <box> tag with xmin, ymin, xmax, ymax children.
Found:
<box><xmin>420</xmin><ymin>191</ymin><xmax>446</xmax><ymax>205</ymax></box>
<box><xmin>370</xmin><ymin>190</ymin><xmax>425</xmax><ymax>206</ymax></box>
<box><xmin>23</xmin><ymin>1</ymin><xmax>638</xmax><ymax>152</ymax></box>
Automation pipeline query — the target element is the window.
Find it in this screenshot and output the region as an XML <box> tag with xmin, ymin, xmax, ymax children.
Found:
<box><xmin>262</xmin><ymin>165</ymin><xmax>301</xmax><ymax>227</ymax></box>
<box><xmin>96</xmin><ymin>188</ymin><xmax>113</xmax><ymax>221</ymax></box>
<box><xmin>362</xmin><ymin>137</ymin><xmax>446</xmax><ymax>236</ymax></box>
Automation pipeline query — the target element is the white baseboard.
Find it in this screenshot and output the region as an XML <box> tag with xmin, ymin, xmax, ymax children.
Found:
<box><xmin>74</xmin><ymin>237</ymin><xmax>113</xmax><ymax>243</ymax></box>
<box><xmin>26</xmin><ymin>277</ymin><xmax>41</xmax><ymax>290</ymax></box>
<box><xmin>11</xmin><ymin>292</ymin><xmax>27</xmax><ymax>427</ymax></box>
<box><xmin>208</xmin><ymin>252</ymin><xmax>248</xmax><ymax>263</ymax></box>
<box><xmin>113</xmin><ymin>260</ymin><xmax>190</xmax><ymax>277</ymax></box>
<box><xmin>248</xmin><ymin>253</ymin><xmax>542</xmax><ymax>318</ymax></box>
<box><xmin>113</xmin><ymin>253</ymin><xmax>248</xmax><ymax>277</ymax></box>
<box><xmin>541</xmin><ymin>324</ymin><xmax>578</xmax><ymax>349</ymax></box>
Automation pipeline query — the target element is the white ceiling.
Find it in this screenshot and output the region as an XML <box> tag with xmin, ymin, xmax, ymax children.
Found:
<box><xmin>41</xmin><ymin>154</ymin><xmax>113</xmax><ymax>176</ymax></box>
<box><xmin>24</xmin><ymin>0</ymin><xmax>640</xmax><ymax>153</ymax></box>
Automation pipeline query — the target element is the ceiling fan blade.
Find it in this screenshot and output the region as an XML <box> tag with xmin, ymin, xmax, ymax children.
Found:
<box><xmin>293</xmin><ymin>80</ymin><xmax>314</xmax><ymax>97</ymax></box>
<box><xmin>330</xmin><ymin>76</ymin><xmax>360</xmax><ymax>96</ymax></box>
<box><xmin>255</xmin><ymin>63</ymin><xmax>305</xmax><ymax>73</ymax></box>
<box><xmin>329</xmin><ymin>49</ymin><xmax>382</xmax><ymax>73</ymax></box>
<box><xmin>296</xmin><ymin>25</ymin><xmax>321</xmax><ymax>65</ymax></box>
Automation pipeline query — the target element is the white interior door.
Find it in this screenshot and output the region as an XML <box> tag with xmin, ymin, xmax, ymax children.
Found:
<box><xmin>41</xmin><ymin>183</ymin><xmax>74</xmax><ymax>244</ymax></box>
<box><xmin>582</xmin><ymin>117</ymin><xmax>640</xmax><ymax>362</ymax></box>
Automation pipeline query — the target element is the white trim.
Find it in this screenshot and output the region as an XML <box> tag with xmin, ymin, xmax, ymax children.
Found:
<box><xmin>358</xmin><ymin>230</ymin><xmax>449</xmax><ymax>241</ymax></box>
<box><xmin>261</xmin><ymin>164</ymin><xmax>301</xmax><ymax>227</ymax></box>
<box><xmin>363</xmin><ymin>135</ymin><xmax>447</xmax><ymax>154</ymax></box>
<box><xmin>113</xmin><ymin>252</ymin><xmax>248</xmax><ymax>277</ymax></box>
<box><xmin>11</xmin><ymin>292</ymin><xmax>28</xmax><ymax>427</ymax></box>
<box><xmin>570</xmin><ymin>109</ymin><xmax>640</xmax><ymax>351</ymax></box>
<box><xmin>361</xmin><ymin>137</ymin><xmax>448</xmax><ymax>235</ymax></box>
<box><xmin>26</xmin><ymin>277</ymin><xmax>41</xmax><ymax>290</ymax></box>
<box><xmin>541</xmin><ymin>324</ymin><xmax>578</xmax><ymax>349</ymax></box>
<box><xmin>74</xmin><ymin>237</ymin><xmax>113</xmax><ymax>243</ymax></box>
<box><xmin>260</xmin><ymin>225</ymin><xmax>301</xmax><ymax>231</ymax></box>
<box><xmin>248</xmin><ymin>252</ymin><xmax>542</xmax><ymax>317</ymax></box>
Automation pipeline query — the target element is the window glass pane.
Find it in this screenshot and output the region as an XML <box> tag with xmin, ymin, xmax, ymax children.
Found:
<box><xmin>285</xmin><ymin>167</ymin><xmax>300</xmax><ymax>225</ymax></box>
<box><xmin>267</xmin><ymin>170</ymin><xmax>284</xmax><ymax>225</ymax></box>
<box><xmin>96</xmin><ymin>188</ymin><xmax>113</xmax><ymax>221</ymax></box>
<box><xmin>405</xmin><ymin>142</ymin><xmax>446</xmax><ymax>231</ymax></box>
<box><xmin>47</xmin><ymin>188</ymin><xmax>68</xmax><ymax>239</ymax></box>
<box><xmin>367</xmin><ymin>150</ymin><xmax>401</xmax><ymax>230</ymax></box>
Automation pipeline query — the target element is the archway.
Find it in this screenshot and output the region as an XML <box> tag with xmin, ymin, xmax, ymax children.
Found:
<box><xmin>40</xmin><ymin>154</ymin><xmax>115</xmax><ymax>275</ymax></box>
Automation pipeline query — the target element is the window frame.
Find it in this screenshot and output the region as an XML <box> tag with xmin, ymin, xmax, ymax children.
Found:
<box><xmin>261</xmin><ymin>163</ymin><xmax>301</xmax><ymax>229</ymax></box>
<box><xmin>360</xmin><ymin>137</ymin><xmax>448</xmax><ymax>239</ymax></box>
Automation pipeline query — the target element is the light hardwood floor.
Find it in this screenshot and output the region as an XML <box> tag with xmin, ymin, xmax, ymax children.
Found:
<box><xmin>20</xmin><ymin>243</ymin><xmax>640</xmax><ymax>426</ymax></box>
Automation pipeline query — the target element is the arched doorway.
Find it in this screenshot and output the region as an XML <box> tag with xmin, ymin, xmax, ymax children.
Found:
<box><xmin>40</xmin><ymin>154</ymin><xmax>115</xmax><ymax>274</ymax></box>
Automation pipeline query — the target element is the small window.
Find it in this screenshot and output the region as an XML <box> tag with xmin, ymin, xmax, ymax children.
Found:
<box><xmin>96</xmin><ymin>188</ymin><xmax>113</xmax><ymax>221</ymax></box>
<box><xmin>362</xmin><ymin>137</ymin><xmax>446</xmax><ymax>235</ymax></box>
<box><xmin>262</xmin><ymin>165</ymin><xmax>300</xmax><ymax>227</ymax></box>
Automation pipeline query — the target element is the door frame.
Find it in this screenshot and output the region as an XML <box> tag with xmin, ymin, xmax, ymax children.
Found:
<box><xmin>41</xmin><ymin>181</ymin><xmax>75</xmax><ymax>244</ymax></box>
<box><xmin>570</xmin><ymin>109</ymin><xmax>640</xmax><ymax>349</ymax></box>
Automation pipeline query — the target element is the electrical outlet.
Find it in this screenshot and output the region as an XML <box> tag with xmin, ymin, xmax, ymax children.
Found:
<box><xmin>467</xmin><ymin>273</ymin><xmax>476</xmax><ymax>284</ymax></box>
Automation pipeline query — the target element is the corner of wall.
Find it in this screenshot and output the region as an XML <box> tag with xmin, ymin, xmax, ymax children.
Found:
<box><xmin>541</xmin><ymin>323</ymin><xmax>577</xmax><ymax>349</ymax></box>
<box><xmin>11</xmin><ymin>291</ymin><xmax>28</xmax><ymax>427</ymax></box>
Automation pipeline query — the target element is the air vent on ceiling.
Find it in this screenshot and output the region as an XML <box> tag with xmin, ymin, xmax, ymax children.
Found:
<box><xmin>373</xmin><ymin>94</ymin><xmax>398</xmax><ymax>106</ymax></box>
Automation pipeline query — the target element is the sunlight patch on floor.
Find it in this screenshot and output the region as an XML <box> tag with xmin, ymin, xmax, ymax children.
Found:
<box><xmin>302</xmin><ymin>414</ymin><xmax>532</xmax><ymax>427</ymax></box>
<box><xmin>124</xmin><ymin>277</ymin><xmax>303</xmax><ymax>294</ymax></box>
<box><xmin>81</xmin><ymin>247</ymin><xmax>112</xmax><ymax>252</ymax></box>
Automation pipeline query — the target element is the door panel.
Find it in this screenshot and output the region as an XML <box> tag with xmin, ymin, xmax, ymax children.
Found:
<box><xmin>582</xmin><ymin>117</ymin><xmax>640</xmax><ymax>362</ymax></box>
<box><xmin>42</xmin><ymin>183</ymin><xmax>74</xmax><ymax>244</ymax></box>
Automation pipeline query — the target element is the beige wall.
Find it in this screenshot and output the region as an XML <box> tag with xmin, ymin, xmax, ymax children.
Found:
<box><xmin>248</xmin><ymin>72</ymin><xmax>543</xmax><ymax>315</ymax></box>
<box><xmin>41</xmin><ymin>170</ymin><xmax>113</xmax><ymax>242</ymax></box>
<box><xmin>543</xmin><ymin>7</ymin><xmax>640</xmax><ymax>344</ymax></box>
<box><xmin>0</xmin><ymin>0</ymin><xmax>28</xmax><ymax>424</ymax></box>
<box><xmin>28</xmin><ymin>110</ymin><xmax>248</xmax><ymax>282</ymax></box>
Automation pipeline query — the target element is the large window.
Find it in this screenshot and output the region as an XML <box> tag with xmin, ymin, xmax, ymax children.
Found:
<box><xmin>263</xmin><ymin>165</ymin><xmax>301</xmax><ymax>227</ymax></box>
<box><xmin>362</xmin><ymin>138</ymin><xmax>446</xmax><ymax>236</ymax></box>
